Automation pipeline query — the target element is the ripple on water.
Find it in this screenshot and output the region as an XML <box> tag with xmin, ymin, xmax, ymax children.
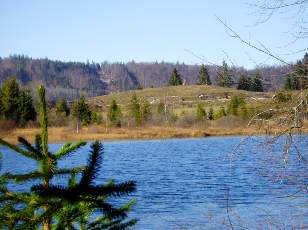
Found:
<box><xmin>1</xmin><ymin>136</ymin><xmax>307</xmax><ymax>229</ymax></box>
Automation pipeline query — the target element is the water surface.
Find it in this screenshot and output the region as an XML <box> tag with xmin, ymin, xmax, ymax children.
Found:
<box><xmin>1</xmin><ymin>136</ymin><xmax>307</xmax><ymax>229</ymax></box>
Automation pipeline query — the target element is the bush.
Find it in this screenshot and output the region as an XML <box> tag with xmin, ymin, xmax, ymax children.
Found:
<box><xmin>227</xmin><ymin>95</ymin><xmax>246</xmax><ymax>116</ymax></box>
<box><xmin>274</xmin><ymin>91</ymin><xmax>292</xmax><ymax>103</ymax></box>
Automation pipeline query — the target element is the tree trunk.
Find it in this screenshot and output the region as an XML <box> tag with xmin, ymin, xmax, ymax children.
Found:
<box><xmin>43</xmin><ymin>178</ymin><xmax>51</xmax><ymax>230</ymax></box>
<box><xmin>76</xmin><ymin>120</ymin><xmax>79</xmax><ymax>134</ymax></box>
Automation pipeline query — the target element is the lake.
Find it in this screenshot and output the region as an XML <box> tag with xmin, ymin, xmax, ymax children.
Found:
<box><xmin>1</xmin><ymin>136</ymin><xmax>307</xmax><ymax>229</ymax></box>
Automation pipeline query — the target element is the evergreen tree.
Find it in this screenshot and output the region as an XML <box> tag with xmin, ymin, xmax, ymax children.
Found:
<box><xmin>55</xmin><ymin>98</ymin><xmax>70</xmax><ymax>116</ymax></box>
<box><xmin>227</xmin><ymin>95</ymin><xmax>246</xmax><ymax>116</ymax></box>
<box><xmin>90</xmin><ymin>111</ymin><xmax>102</xmax><ymax>124</ymax></box>
<box><xmin>198</xmin><ymin>65</ymin><xmax>211</xmax><ymax>85</ymax></box>
<box><xmin>107</xmin><ymin>99</ymin><xmax>122</xmax><ymax>127</ymax></box>
<box><xmin>18</xmin><ymin>90</ymin><xmax>37</xmax><ymax>126</ymax></box>
<box><xmin>0</xmin><ymin>85</ymin><xmax>137</xmax><ymax>229</ymax></box>
<box><xmin>141</xmin><ymin>100</ymin><xmax>152</xmax><ymax>122</ymax></box>
<box><xmin>72</xmin><ymin>96</ymin><xmax>92</xmax><ymax>133</ymax></box>
<box><xmin>250</xmin><ymin>72</ymin><xmax>263</xmax><ymax>92</ymax></box>
<box><xmin>0</xmin><ymin>77</ymin><xmax>37</xmax><ymax>126</ymax></box>
<box><xmin>0</xmin><ymin>77</ymin><xmax>20</xmax><ymax>122</ymax></box>
<box><xmin>129</xmin><ymin>93</ymin><xmax>142</xmax><ymax>126</ymax></box>
<box><xmin>284</xmin><ymin>75</ymin><xmax>293</xmax><ymax>90</ymax></box>
<box><xmin>237</xmin><ymin>74</ymin><xmax>251</xmax><ymax>91</ymax></box>
<box><xmin>215</xmin><ymin>106</ymin><xmax>227</xmax><ymax>119</ymax></box>
<box><xmin>216</xmin><ymin>61</ymin><xmax>234</xmax><ymax>87</ymax></box>
<box><xmin>196</xmin><ymin>103</ymin><xmax>206</xmax><ymax>120</ymax></box>
<box><xmin>168</xmin><ymin>68</ymin><xmax>183</xmax><ymax>86</ymax></box>
<box><xmin>292</xmin><ymin>55</ymin><xmax>308</xmax><ymax>89</ymax></box>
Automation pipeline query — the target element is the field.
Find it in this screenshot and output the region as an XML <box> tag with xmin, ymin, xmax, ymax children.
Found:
<box><xmin>89</xmin><ymin>85</ymin><xmax>274</xmax><ymax>116</ymax></box>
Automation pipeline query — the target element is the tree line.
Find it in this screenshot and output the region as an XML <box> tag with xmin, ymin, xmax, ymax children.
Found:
<box><xmin>0</xmin><ymin>78</ymin><xmax>101</xmax><ymax>129</ymax></box>
<box><xmin>168</xmin><ymin>61</ymin><xmax>263</xmax><ymax>92</ymax></box>
<box><xmin>0</xmin><ymin>55</ymin><xmax>296</xmax><ymax>99</ymax></box>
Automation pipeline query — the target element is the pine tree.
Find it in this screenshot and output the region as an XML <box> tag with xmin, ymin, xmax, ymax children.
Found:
<box><xmin>0</xmin><ymin>77</ymin><xmax>37</xmax><ymax>126</ymax></box>
<box><xmin>284</xmin><ymin>75</ymin><xmax>293</xmax><ymax>90</ymax></box>
<box><xmin>55</xmin><ymin>98</ymin><xmax>70</xmax><ymax>116</ymax></box>
<box><xmin>72</xmin><ymin>96</ymin><xmax>92</xmax><ymax>133</ymax></box>
<box><xmin>141</xmin><ymin>100</ymin><xmax>152</xmax><ymax>122</ymax></box>
<box><xmin>196</xmin><ymin>103</ymin><xmax>206</xmax><ymax>120</ymax></box>
<box><xmin>168</xmin><ymin>68</ymin><xmax>183</xmax><ymax>86</ymax></box>
<box><xmin>0</xmin><ymin>85</ymin><xmax>137</xmax><ymax>229</ymax></box>
<box><xmin>292</xmin><ymin>55</ymin><xmax>308</xmax><ymax>89</ymax></box>
<box><xmin>0</xmin><ymin>77</ymin><xmax>21</xmax><ymax>122</ymax></box>
<box><xmin>107</xmin><ymin>99</ymin><xmax>122</xmax><ymax>127</ymax></box>
<box><xmin>227</xmin><ymin>95</ymin><xmax>246</xmax><ymax>116</ymax></box>
<box><xmin>216</xmin><ymin>61</ymin><xmax>234</xmax><ymax>87</ymax></box>
<box><xmin>250</xmin><ymin>72</ymin><xmax>263</xmax><ymax>92</ymax></box>
<box><xmin>215</xmin><ymin>106</ymin><xmax>227</xmax><ymax>119</ymax></box>
<box><xmin>18</xmin><ymin>90</ymin><xmax>37</xmax><ymax>126</ymax></box>
<box><xmin>198</xmin><ymin>65</ymin><xmax>211</xmax><ymax>85</ymax></box>
<box><xmin>157</xmin><ymin>102</ymin><xmax>164</xmax><ymax>115</ymax></box>
<box><xmin>237</xmin><ymin>74</ymin><xmax>251</xmax><ymax>91</ymax></box>
<box><xmin>129</xmin><ymin>93</ymin><xmax>142</xmax><ymax>126</ymax></box>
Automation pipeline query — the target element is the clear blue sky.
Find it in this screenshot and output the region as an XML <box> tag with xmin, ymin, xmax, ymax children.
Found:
<box><xmin>0</xmin><ymin>0</ymin><xmax>306</xmax><ymax>69</ymax></box>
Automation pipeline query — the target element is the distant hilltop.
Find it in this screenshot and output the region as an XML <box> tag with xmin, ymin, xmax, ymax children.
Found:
<box><xmin>0</xmin><ymin>55</ymin><xmax>292</xmax><ymax>100</ymax></box>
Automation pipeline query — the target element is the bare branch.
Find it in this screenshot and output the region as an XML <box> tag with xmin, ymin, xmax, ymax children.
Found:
<box><xmin>216</xmin><ymin>16</ymin><xmax>291</xmax><ymax>65</ymax></box>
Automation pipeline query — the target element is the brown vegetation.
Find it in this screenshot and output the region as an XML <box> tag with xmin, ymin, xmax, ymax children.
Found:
<box><xmin>3</xmin><ymin>120</ymin><xmax>307</xmax><ymax>144</ymax></box>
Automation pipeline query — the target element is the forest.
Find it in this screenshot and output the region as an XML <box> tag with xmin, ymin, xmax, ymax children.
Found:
<box><xmin>0</xmin><ymin>54</ymin><xmax>295</xmax><ymax>100</ymax></box>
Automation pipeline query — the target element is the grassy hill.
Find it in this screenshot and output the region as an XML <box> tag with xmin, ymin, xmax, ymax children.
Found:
<box><xmin>89</xmin><ymin>85</ymin><xmax>274</xmax><ymax>116</ymax></box>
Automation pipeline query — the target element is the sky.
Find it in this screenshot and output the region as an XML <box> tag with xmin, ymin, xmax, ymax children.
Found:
<box><xmin>0</xmin><ymin>0</ymin><xmax>307</xmax><ymax>69</ymax></box>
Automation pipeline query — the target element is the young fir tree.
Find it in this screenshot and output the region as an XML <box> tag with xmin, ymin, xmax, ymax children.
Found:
<box><xmin>0</xmin><ymin>85</ymin><xmax>137</xmax><ymax>229</ymax></box>
<box><xmin>168</xmin><ymin>68</ymin><xmax>183</xmax><ymax>86</ymax></box>
<box><xmin>72</xmin><ymin>95</ymin><xmax>92</xmax><ymax>133</ymax></box>
<box><xmin>141</xmin><ymin>99</ymin><xmax>152</xmax><ymax>122</ymax></box>
<box><xmin>215</xmin><ymin>106</ymin><xmax>227</xmax><ymax>119</ymax></box>
<box><xmin>227</xmin><ymin>95</ymin><xmax>246</xmax><ymax>116</ymax></box>
<box><xmin>196</xmin><ymin>103</ymin><xmax>206</xmax><ymax>120</ymax></box>
<box><xmin>0</xmin><ymin>77</ymin><xmax>20</xmax><ymax>121</ymax></box>
<box><xmin>237</xmin><ymin>74</ymin><xmax>251</xmax><ymax>91</ymax></box>
<box><xmin>55</xmin><ymin>98</ymin><xmax>70</xmax><ymax>116</ymax></box>
<box><xmin>129</xmin><ymin>93</ymin><xmax>142</xmax><ymax>126</ymax></box>
<box><xmin>291</xmin><ymin>54</ymin><xmax>308</xmax><ymax>89</ymax></box>
<box><xmin>250</xmin><ymin>72</ymin><xmax>264</xmax><ymax>92</ymax></box>
<box><xmin>0</xmin><ymin>77</ymin><xmax>36</xmax><ymax>126</ymax></box>
<box><xmin>216</xmin><ymin>61</ymin><xmax>234</xmax><ymax>88</ymax></box>
<box><xmin>107</xmin><ymin>99</ymin><xmax>122</xmax><ymax>127</ymax></box>
<box><xmin>18</xmin><ymin>90</ymin><xmax>37</xmax><ymax>126</ymax></box>
<box><xmin>198</xmin><ymin>65</ymin><xmax>211</xmax><ymax>85</ymax></box>
<box><xmin>284</xmin><ymin>75</ymin><xmax>295</xmax><ymax>90</ymax></box>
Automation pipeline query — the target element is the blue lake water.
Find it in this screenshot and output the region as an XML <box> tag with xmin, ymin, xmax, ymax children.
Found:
<box><xmin>1</xmin><ymin>136</ymin><xmax>307</xmax><ymax>229</ymax></box>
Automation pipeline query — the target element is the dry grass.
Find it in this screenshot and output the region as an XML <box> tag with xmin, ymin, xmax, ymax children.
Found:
<box><xmin>2</xmin><ymin>121</ymin><xmax>303</xmax><ymax>144</ymax></box>
<box><xmin>90</xmin><ymin>85</ymin><xmax>274</xmax><ymax>110</ymax></box>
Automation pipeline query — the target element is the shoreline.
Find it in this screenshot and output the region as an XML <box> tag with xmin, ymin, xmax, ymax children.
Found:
<box><xmin>1</xmin><ymin>125</ymin><xmax>307</xmax><ymax>144</ymax></box>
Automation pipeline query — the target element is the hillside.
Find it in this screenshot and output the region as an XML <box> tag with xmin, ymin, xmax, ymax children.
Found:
<box><xmin>0</xmin><ymin>55</ymin><xmax>292</xmax><ymax>100</ymax></box>
<box><xmin>89</xmin><ymin>85</ymin><xmax>274</xmax><ymax>118</ymax></box>
<box><xmin>2</xmin><ymin>84</ymin><xmax>307</xmax><ymax>143</ymax></box>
